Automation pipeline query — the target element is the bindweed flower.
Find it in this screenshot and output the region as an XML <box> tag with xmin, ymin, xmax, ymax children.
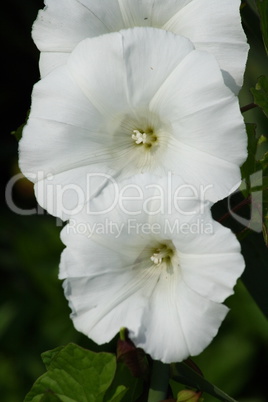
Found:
<box><xmin>19</xmin><ymin>28</ymin><xmax>247</xmax><ymax>220</ymax></box>
<box><xmin>33</xmin><ymin>0</ymin><xmax>249</xmax><ymax>93</ymax></box>
<box><xmin>59</xmin><ymin>175</ymin><xmax>245</xmax><ymax>363</ymax></box>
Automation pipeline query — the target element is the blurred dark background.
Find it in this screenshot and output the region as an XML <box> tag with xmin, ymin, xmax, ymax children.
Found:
<box><xmin>1</xmin><ymin>1</ymin><xmax>268</xmax><ymax>401</ymax></box>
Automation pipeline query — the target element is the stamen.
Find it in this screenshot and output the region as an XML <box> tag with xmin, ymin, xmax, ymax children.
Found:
<box><xmin>150</xmin><ymin>253</ymin><xmax>163</xmax><ymax>264</ymax></box>
<box><xmin>150</xmin><ymin>245</ymin><xmax>174</xmax><ymax>265</ymax></box>
<box><xmin>132</xmin><ymin>130</ymin><xmax>147</xmax><ymax>144</ymax></box>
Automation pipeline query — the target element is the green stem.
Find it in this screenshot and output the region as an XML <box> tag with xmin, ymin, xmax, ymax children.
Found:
<box><xmin>240</xmin><ymin>102</ymin><xmax>257</xmax><ymax>113</ymax></box>
<box><xmin>147</xmin><ymin>360</ymin><xmax>170</xmax><ymax>402</ymax></box>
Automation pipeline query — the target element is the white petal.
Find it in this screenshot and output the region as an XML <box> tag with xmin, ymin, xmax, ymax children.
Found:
<box><xmin>195</xmin><ymin>41</ymin><xmax>249</xmax><ymax>94</ymax></box>
<box><xmin>116</xmin><ymin>0</ymin><xmax>191</xmax><ymax>28</ymax></box>
<box><xmin>131</xmin><ymin>271</ymin><xmax>228</xmax><ymax>363</ymax></box>
<box><xmin>33</xmin><ymin>165</ymin><xmax>114</xmax><ymax>221</ymax></box>
<box><xmin>19</xmin><ymin>65</ymin><xmax>116</xmax><ymax>213</ymax></box>
<box><xmin>32</xmin><ymin>0</ymin><xmax>122</xmax><ymax>51</ymax></box>
<box><xmin>60</xmin><ymin>232</ymin><xmax>130</xmax><ymax>279</ymax></box>
<box><xmin>62</xmin><ymin>261</ymin><xmax>159</xmax><ymax>344</ymax></box>
<box><xmin>173</xmin><ymin>214</ymin><xmax>245</xmax><ymax>303</ymax></box>
<box><xmin>25</xmin><ymin>66</ymin><xmax>102</xmax><ymax>130</ymax></box>
<box><xmin>39</xmin><ymin>52</ymin><xmax>69</xmax><ymax>78</ymax></box>
<box><xmin>151</xmin><ymin>137</ymin><xmax>243</xmax><ymax>203</ymax></box>
<box><xmin>121</xmin><ymin>28</ymin><xmax>194</xmax><ymax>108</ymax></box>
<box><xmin>67</xmin><ymin>33</ymin><xmax>129</xmax><ymax>117</ymax></box>
<box><xmin>162</xmin><ymin>0</ymin><xmax>249</xmax><ymax>92</ymax></box>
<box><xmin>180</xmin><ymin>252</ymin><xmax>244</xmax><ymax>303</ymax></box>
<box><xmin>149</xmin><ymin>50</ymin><xmax>246</xmax><ymax>201</ymax></box>
<box><xmin>20</xmin><ymin>118</ymin><xmax>99</xmax><ymax>177</ymax></box>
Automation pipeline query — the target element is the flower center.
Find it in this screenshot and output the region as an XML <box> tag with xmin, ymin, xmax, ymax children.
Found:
<box><xmin>150</xmin><ymin>244</ymin><xmax>174</xmax><ymax>265</ymax></box>
<box><xmin>132</xmin><ymin>128</ymin><xmax>157</xmax><ymax>148</ymax></box>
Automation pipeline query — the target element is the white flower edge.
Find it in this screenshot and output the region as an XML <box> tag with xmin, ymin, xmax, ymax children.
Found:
<box><xmin>59</xmin><ymin>174</ymin><xmax>245</xmax><ymax>363</ymax></box>
<box><xmin>33</xmin><ymin>0</ymin><xmax>249</xmax><ymax>94</ymax></box>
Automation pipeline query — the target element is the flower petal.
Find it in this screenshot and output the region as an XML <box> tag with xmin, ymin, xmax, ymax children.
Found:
<box><xmin>156</xmin><ymin>139</ymin><xmax>243</xmax><ymax>203</ymax></box>
<box><xmin>149</xmin><ymin>49</ymin><xmax>246</xmax><ymax>201</ymax></box>
<box><xmin>39</xmin><ymin>52</ymin><xmax>69</xmax><ymax>78</ymax></box>
<box><xmin>32</xmin><ymin>0</ymin><xmax>123</xmax><ymax>51</ymax></box>
<box><xmin>19</xmin><ymin>69</ymin><xmax>106</xmax><ymax>178</ymax></box>
<box><xmin>67</xmin><ymin>33</ymin><xmax>130</xmax><ymax>117</ymax></box>
<box><xmin>132</xmin><ymin>274</ymin><xmax>228</xmax><ymax>362</ymax></box>
<box><xmin>173</xmin><ymin>212</ymin><xmax>245</xmax><ymax>303</ymax></box>
<box><xmin>116</xmin><ymin>0</ymin><xmax>191</xmax><ymax>28</ymax></box>
<box><xmin>62</xmin><ymin>272</ymin><xmax>147</xmax><ymax>344</ymax></box>
<box><xmin>162</xmin><ymin>0</ymin><xmax>249</xmax><ymax>92</ymax></box>
<box><xmin>121</xmin><ymin>28</ymin><xmax>194</xmax><ymax>108</ymax></box>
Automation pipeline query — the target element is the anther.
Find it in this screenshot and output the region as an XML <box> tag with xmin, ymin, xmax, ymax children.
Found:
<box><xmin>132</xmin><ymin>130</ymin><xmax>147</xmax><ymax>144</ymax></box>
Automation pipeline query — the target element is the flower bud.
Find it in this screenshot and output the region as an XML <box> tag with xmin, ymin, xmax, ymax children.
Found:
<box><xmin>177</xmin><ymin>389</ymin><xmax>203</xmax><ymax>402</ymax></box>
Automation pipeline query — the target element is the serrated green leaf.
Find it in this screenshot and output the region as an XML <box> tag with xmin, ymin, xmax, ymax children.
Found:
<box><xmin>170</xmin><ymin>362</ymin><xmax>237</xmax><ymax>402</ymax></box>
<box><xmin>250</xmin><ymin>76</ymin><xmax>268</xmax><ymax>117</ymax></box>
<box><xmin>24</xmin><ymin>343</ymin><xmax>117</xmax><ymax>402</ymax></box>
<box><xmin>257</xmin><ymin>0</ymin><xmax>268</xmax><ymax>53</ymax></box>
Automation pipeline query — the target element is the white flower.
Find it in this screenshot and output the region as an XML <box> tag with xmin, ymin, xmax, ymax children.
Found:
<box><xmin>33</xmin><ymin>0</ymin><xmax>249</xmax><ymax>93</ymax></box>
<box><xmin>59</xmin><ymin>175</ymin><xmax>245</xmax><ymax>363</ymax></box>
<box><xmin>19</xmin><ymin>28</ymin><xmax>247</xmax><ymax>220</ymax></box>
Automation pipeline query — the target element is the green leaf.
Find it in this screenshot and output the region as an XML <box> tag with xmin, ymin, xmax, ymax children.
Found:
<box><xmin>170</xmin><ymin>362</ymin><xmax>238</xmax><ymax>402</ymax></box>
<box><xmin>250</xmin><ymin>76</ymin><xmax>268</xmax><ymax>117</ymax></box>
<box><xmin>261</xmin><ymin>175</ymin><xmax>268</xmax><ymax>246</ymax></box>
<box><xmin>212</xmin><ymin>193</ymin><xmax>268</xmax><ymax>318</ymax></box>
<box><xmin>257</xmin><ymin>0</ymin><xmax>268</xmax><ymax>53</ymax></box>
<box><xmin>41</xmin><ymin>346</ymin><xmax>65</xmax><ymax>371</ymax></box>
<box><xmin>104</xmin><ymin>362</ymin><xmax>143</xmax><ymax>402</ymax></box>
<box><xmin>39</xmin><ymin>391</ymin><xmax>62</xmax><ymax>401</ymax></box>
<box><xmin>11</xmin><ymin>111</ymin><xmax>29</xmax><ymax>141</ymax></box>
<box><xmin>260</xmin><ymin>152</ymin><xmax>268</xmax><ymax>172</ymax></box>
<box><xmin>241</xmin><ymin>231</ymin><xmax>268</xmax><ymax>318</ymax></box>
<box><xmin>11</xmin><ymin>121</ymin><xmax>25</xmax><ymax>141</ymax></box>
<box><xmin>241</xmin><ymin>124</ymin><xmax>258</xmax><ymax>183</ymax></box>
<box><xmin>24</xmin><ymin>343</ymin><xmax>117</xmax><ymax>402</ymax></box>
<box><xmin>103</xmin><ymin>384</ymin><xmax>127</xmax><ymax>402</ymax></box>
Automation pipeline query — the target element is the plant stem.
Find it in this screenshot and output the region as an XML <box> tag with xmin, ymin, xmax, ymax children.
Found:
<box><xmin>147</xmin><ymin>360</ymin><xmax>170</xmax><ymax>402</ymax></box>
<box><xmin>240</xmin><ymin>102</ymin><xmax>257</xmax><ymax>113</ymax></box>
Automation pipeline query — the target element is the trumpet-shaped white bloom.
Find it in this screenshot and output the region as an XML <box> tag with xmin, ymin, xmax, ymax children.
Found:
<box><xmin>33</xmin><ymin>0</ymin><xmax>249</xmax><ymax>93</ymax></box>
<box><xmin>60</xmin><ymin>175</ymin><xmax>245</xmax><ymax>363</ymax></box>
<box><xmin>19</xmin><ymin>28</ymin><xmax>247</xmax><ymax>220</ymax></box>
